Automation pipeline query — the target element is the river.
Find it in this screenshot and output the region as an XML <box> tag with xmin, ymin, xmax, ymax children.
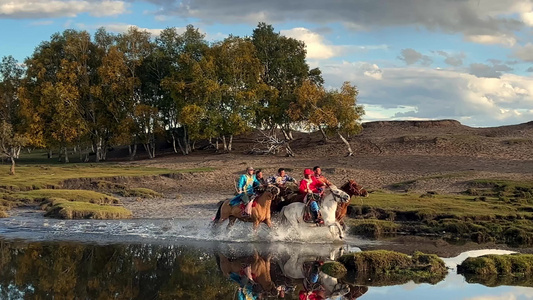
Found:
<box><xmin>1</xmin><ymin>209</ymin><xmax>532</xmax><ymax>299</ymax></box>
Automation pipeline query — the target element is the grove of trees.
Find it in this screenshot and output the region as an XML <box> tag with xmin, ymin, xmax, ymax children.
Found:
<box><xmin>0</xmin><ymin>23</ymin><xmax>364</xmax><ymax>171</ymax></box>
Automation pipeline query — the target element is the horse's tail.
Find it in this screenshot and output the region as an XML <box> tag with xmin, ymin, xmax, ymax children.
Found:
<box><xmin>212</xmin><ymin>200</ymin><xmax>224</xmax><ymax>225</ymax></box>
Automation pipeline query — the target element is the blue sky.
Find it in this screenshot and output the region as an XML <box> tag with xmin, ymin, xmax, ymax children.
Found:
<box><xmin>1</xmin><ymin>0</ymin><xmax>533</xmax><ymax>127</ymax></box>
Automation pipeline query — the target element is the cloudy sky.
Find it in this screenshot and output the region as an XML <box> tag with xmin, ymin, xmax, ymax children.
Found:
<box><xmin>1</xmin><ymin>0</ymin><xmax>533</xmax><ymax>127</ymax></box>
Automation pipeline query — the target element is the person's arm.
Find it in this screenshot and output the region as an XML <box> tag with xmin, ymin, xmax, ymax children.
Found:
<box><xmin>299</xmin><ymin>180</ymin><xmax>307</xmax><ymax>194</ymax></box>
<box><xmin>237</xmin><ymin>175</ymin><xmax>246</xmax><ymax>193</ymax></box>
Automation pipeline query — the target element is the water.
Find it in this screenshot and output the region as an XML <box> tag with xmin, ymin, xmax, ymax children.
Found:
<box><xmin>1</xmin><ymin>210</ymin><xmax>532</xmax><ymax>299</ymax></box>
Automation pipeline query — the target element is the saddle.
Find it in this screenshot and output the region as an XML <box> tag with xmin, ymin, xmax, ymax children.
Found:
<box><xmin>302</xmin><ymin>193</ymin><xmax>322</xmax><ymax>224</ymax></box>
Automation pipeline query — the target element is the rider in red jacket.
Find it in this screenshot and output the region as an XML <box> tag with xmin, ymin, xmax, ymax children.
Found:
<box><xmin>299</xmin><ymin>169</ymin><xmax>321</xmax><ymax>194</ymax></box>
<box><xmin>299</xmin><ymin>169</ymin><xmax>324</xmax><ymax>224</ymax></box>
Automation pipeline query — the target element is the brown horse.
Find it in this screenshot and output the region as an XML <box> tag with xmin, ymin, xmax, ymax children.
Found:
<box><xmin>216</xmin><ymin>252</ymin><xmax>278</xmax><ymax>297</ymax></box>
<box><xmin>213</xmin><ymin>185</ymin><xmax>280</xmax><ymax>230</ymax></box>
<box><xmin>337</xmin><ymin>180</ymin><xmax>368</xmax><ymax>228</ymax></box>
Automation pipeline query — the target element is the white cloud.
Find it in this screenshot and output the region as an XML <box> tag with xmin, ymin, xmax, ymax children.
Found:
<box><xmin>320</xmin><ymin>60</ymin><xmax>533</xmax><ymax>127</ymax></box>
<box><xmin>0</xmin><ymin>0</ymin><xmax>127</xmax><ymax>18</ymax></box>
<box><xmin>281</xmin><ymin>27</ymin><xmax>336</xmax><ymax>59</ymax></box>
<box><xmin>280</xmin><ymin>27</ymin><xmax>387</xmax><ymax>60</ymax></box>
<box><xmin>465</xmin><ymin>34</ymin><xmax>517</xmax><ymax>47</ymax></box>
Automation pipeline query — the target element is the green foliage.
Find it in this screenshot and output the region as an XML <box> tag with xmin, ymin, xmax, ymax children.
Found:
<box><xmin>458</xmin><ymin>254</ymin><xmax>533</xmax><ymax>276</ymax></box>
<box><xmin>338</xmin><ymin>250</ymin><xmax>447</xmax><ymax>285</ymax></box>
<box><xmin>346</xmin><ymin>183</ymin><xmax>533</xmax><ymax>246</ymax></box>
<box><xmin>43</xmin><ymin>199</ymin><xmax>131</xmax><ymax>219</ymax></box>
<box><xmin>320</xmin><ymin>261</ymin><xmax>347</xmax><ymax>278</ymax></box>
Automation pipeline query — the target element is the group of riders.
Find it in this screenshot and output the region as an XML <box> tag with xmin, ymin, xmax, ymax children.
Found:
<box><xmin>234</xmin><ymin>166</ymin><xmax>333</xmax><ymax>224</ymax></box>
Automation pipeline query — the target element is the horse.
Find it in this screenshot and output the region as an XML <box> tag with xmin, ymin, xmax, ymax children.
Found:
<box><xmin>216</xmin><ymin>251</ymin><xmax>278</xmax><ymax>297</ymax></box>
<box><xmin>277</xmin><ymin>248</ymin><xmax>350</xmax><ymax>299</ymax></box>
<box><xmin>213</xmin><ymin>185</ymin><xmax>280</xmax><ymax>230</ymax></box>
<box><xmin>270</xmin><ymin>182</ymin><xmax>301</xmax><ymax>213</ymax></box>
<box><xmin>279</xmin><ymin>185</ymin><xmax>350</xmax><ymax>239</ymax></box>
<box><xmin>337</xmin><ymin>180</ymin><xmax>368</xmax><ymax>229</ymax></box>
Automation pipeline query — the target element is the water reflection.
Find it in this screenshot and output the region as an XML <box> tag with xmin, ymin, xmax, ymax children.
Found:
<box><xmin>1</xmin><ymin>239</ymin><xmax>533</xmax><ymax>299</ymax></box>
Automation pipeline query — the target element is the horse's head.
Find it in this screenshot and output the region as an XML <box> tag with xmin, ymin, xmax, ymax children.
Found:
<box><xmin>328</xmin><ymin>185</ymin><xmax>350</xmax><ymax>203</ymax></box>
<box><xmin>341</xmin><ymin>180</ymin><xmax>368</xmax><ymax>197</ymax></box>
<box><xmin>265</xmin><ymin>185</ymin><xmax>280</xmax><ymax>197</ymax></box>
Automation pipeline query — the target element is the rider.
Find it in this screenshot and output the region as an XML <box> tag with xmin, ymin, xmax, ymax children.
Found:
<box><xmin>255</xmin><ymin>169</ymin><xmax>267</xmax><ymax>187</ymax></box>
<box><xmin>268</xmin><ymin>168</ymin><xmax>295</xmax><ymax>186</ymax></box>
<box><xmin>313</xmin><ymin>166</ymin><xmax>332</xmax><ymax>188</ymax></box>
<box><xmin>237</xmin><ymin>166</ymin><xmax>261</xmax><ymax>216</ymax></box>
<box><xmin>299</xmin><ymin>169</ymin><xmax>324</xmax><ymax>224</ymax></box>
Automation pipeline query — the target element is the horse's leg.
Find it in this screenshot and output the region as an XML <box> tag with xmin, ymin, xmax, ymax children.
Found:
<box><xmin>264</xmin><ymin>217</ymin><xmax>272</xmax><ymax>228</ymax></box>
<box><xmin>334</xmin><ymin>221</ymin><xmax>344</xmax><ymax>239</ymax></box>
<box><xmin>226</xmin><ymin>216</ymin><xmax>237</xmax><ymax>229</ymax></box>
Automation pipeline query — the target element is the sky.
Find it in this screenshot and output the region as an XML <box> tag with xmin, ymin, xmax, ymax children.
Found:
<box><xmin>1</xmin><ymin>0</ymin><xmax>533</xmax><ymax>127</ymax></box>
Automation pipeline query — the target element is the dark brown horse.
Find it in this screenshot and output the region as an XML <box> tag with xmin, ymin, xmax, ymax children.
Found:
<box><xmin>270</xmin><ymin>182</ymin><xmax>301</xmax><ymax>213</ymax></box>
<box><xmin>337</xmin><ymin>180</ymin><xmax>368</xmax><ymax>228</ymax></box>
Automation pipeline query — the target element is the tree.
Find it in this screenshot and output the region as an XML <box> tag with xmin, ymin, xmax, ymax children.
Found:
<box><xmin>320</xmin><ymin>82</ymin><xmax>365</xmax><ymax>156</ymax></box>
<box><xmin>0</xmin><ymin>121</ymin><xmax>27</xmax><ymax>175</ymax></box>
<box><xmin>209</xmin><ymin>36</ymin><xmax>265</xmax><ymax>151</ymax></box>
<box><xmin>252</xmin><ymin>23</ymin><xmax>316</xmax><ymax>140</ymax></box>
<box><xmin>291</xmin><ymin>81</ymin><xmax>364</xmax><ymax>156</ymax></box>
<box><xmin>161</xmin><ymin>25</ymin><xmax>210</xmax><ymax>155</ymax></box>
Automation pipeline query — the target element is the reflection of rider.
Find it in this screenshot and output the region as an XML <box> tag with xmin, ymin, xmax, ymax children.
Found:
<box><xmin>299</xmin><ymin>169</ymin><xmax>324</xmax><ymax>224</ymax></box>
<box><xmin>299</xmin><ymin>260</ymin><xmax>325</xmax><ymax>300</ymax></box>
<box><xmin>238</xmin><ymin>167</ymin><xmax>261</xmax><ymax>216</ymax></box>
<box><xmin>229</xmin><ymin>265</ymin><xmax>259</xmax><ymax>300</ymax></box>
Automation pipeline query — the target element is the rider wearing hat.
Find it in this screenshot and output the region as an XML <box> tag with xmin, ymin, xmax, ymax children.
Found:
<box><xmin>237</xmin><ymin>166</ymin><xmax>261</xmax><ymax>216</ymax></box>
<box><xmin>299</xmin><ymin>169</ymin><xmax>324</xmax><ymax>224</ymax></box>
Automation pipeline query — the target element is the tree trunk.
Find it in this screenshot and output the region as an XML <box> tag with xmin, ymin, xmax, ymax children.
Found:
<box><xmin>171</xmin><ymin>132</ymin><xmax>178</xmax><ymax>153</ymax></box>
<box><xmin>319</xmin><ymin>126</ymin><xmax>328</xmax><ymax>143</ymax></box>
<box><xmin>64</xmin><ymin>146</ymin><xmax>70</xmax><ymax>163</ymax></box>
<box><xmin>143</xmin><ymin>143</ymin><xmax>154</xmax><ymax>158</ymax></box>
<box><xmin>48</xmin><ymin>149</ymin><xmax>53</xmax><ymax>159</ymax></box>
<box><xmin>222</xmin><ymin>136</ymin><xmax>228</xmax><ymax>151</ymax></box>
<box><xmin>129</xmin><ymin>144</ymin><xmax>137</xmax><ymax>160</ymax></box>
<box><xmin>281</xmin><ymin>129</ymin><xmax>290</xmax><ymax>140</ymax></box>
<box><xmin>9</xmin><ymin>157</ymin><xmax>15</xmax><ymax>175</ymax></box>
<box><xmin>176</xmin><ymin>138</ymin><xmax>187</xmax><ymax>155</ymax></box>
<box><xmin>228</xmin><ymin>135</ymin><xmax>233</xmax><ymax>151</ymax></box>
<box><xmin>338</xmin><ymin>131</ymin><xmax>354</xmax><ymax>156</ymax></box>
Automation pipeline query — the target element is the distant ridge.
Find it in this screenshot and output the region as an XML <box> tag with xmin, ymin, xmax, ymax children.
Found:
<box><xmin>363</xmin><ymin>120</ymin><xmax>462</xmax><ymax>129</ymax></box>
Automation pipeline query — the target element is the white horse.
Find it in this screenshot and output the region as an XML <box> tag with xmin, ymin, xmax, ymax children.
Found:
<box><xmin>279</xmin><ymin>251</ymin><xmax>350</xmax><ymax>298</ymax></box>
<box><xmin>280</xmin><ymin>185</ymin><xmax>350</xmax><ymax>239</ymax></box>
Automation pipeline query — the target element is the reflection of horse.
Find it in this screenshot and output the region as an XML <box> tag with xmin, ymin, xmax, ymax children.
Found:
<box><xmin>278</xmin><ymin>248</ymin><xmax>350</xmax><ymax>299</ymax></box>
<box><xmin>279</xmin><ymin>185</ymin><xmax>350</xmax><ymax>239</ymax></box>
<box><xmin>337</xmin><ymin>180</ymin><xmax>368</xmax><ymax>228</ymax></box>
<box><xmin>213</xmin><ymin>185</ymin><xmax>280</xmax><ymax>230</ymax></box>
<box><xmin>216</xmin><ymin>251</ymin><xmax>278</xmax><ymax>297</ymax></box>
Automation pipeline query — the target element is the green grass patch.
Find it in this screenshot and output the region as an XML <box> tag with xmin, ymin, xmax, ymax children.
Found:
<box><xmin>338</xmin><ymin>250</ymin><xmax>447</xmax><ymax>285</ymax></box>
<box><xmin>320</xmin><ymin>261</ymin><xmax>347</xmax><ymax>278</ymax></box>
<box><xmin>0</xmin><ymin>164</ymin><xmax>214</xmax><ymax>190</ymax></box>
<box><xmin>43</xmin><ymin>199</ymin><xmax>132</xmax><ymax>219</ymax></box>
<box><xmin>346</xmin><ymin>184</ymin><xmax>533</xmax><ymax>246</ymax></box>
<box><xmin>458</xmin><ymin>253</ymin><xmax>533</xmax><ymax>276</ymax></box>
<box><xmin>16</xmin><ymin>189</ymin><xmax>119</xmax><ymax>204</ymax></box>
